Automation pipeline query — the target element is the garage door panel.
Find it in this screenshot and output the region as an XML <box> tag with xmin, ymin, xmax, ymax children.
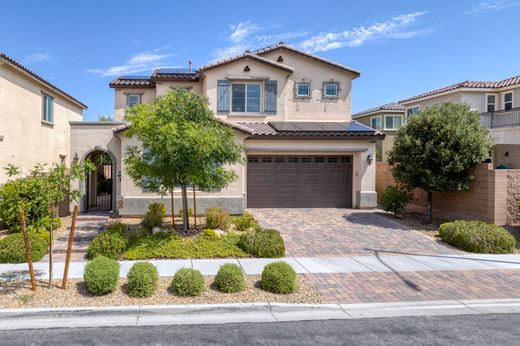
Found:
<box><xmin>247</xmin><ymin>155</ymin><xmax>353</xmax><ymax>208</ymax></box>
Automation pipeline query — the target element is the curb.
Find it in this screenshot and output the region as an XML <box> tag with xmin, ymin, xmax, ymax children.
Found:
<box><xmin>2</xmin><ymin>299</ymin><xmax>520</xmax><ymax>330</ymax></box>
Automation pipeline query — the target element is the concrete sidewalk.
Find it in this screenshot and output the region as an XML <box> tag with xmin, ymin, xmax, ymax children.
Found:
<box><xmin>2</xmin><ymin>299</ymin><xmax>520</xmax><ymax>330</ymax></box>
<box><xmin>2</xmin><ymin>253</ymin><xmax>520</xmax><ymax>281</ymax></box>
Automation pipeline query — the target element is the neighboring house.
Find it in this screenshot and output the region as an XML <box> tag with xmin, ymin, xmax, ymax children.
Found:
<box><xmin>352</xmin><ymin>102</ymin><xmax>404</xmax><ymax>161</ymax></box>
<box><xmin>71</xmin><ymin>43</ymin><xmax>384</xmax><ymax>215</ymax></box>
<box><xmin>0</xmin><ymin>53</ymin><xmax>87</xmax><ymax>183</ymax></box>
<box><xmin>400</xmin><ymin>75</ymin><xmax>520</xmax><ymax>168</ymax></box>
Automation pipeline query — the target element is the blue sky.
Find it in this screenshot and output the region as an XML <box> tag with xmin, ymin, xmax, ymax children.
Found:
<box><xmin>2</xmin><ymin>0</ymin><xmax>520</xmax><ymax>120</ymax></box>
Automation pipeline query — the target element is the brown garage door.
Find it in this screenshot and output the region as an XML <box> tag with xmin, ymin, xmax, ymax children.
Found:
<box><xmin>247</xmin><ymin>155</ymin><xmax>353</xmax><ymax>208</ymax></box>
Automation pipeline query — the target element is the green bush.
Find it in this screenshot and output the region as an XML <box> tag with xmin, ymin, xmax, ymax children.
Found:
<box><xmin>126</xmin><ymin>262</ymin><xmax>159</xmax><ymax>297</ymax></box>
<box><xmin>201</xmin><ymin>228</ymin><xmax>218</xmax><ymax>240</ymax></box>
<box><xmin>261</xmin><ymin>261</ymin><xmax>297</xmax><ymax>294</ymax></box>
<box><xmin>105</xmin><ymin>222</ymin><xmax>127</xmax><ymax>236</ymax></box>
<box><xmin>178</xmin><ymin>208</ymin><xmax>193</xmax><ymax>219</ymax></box>
<box><xmin>233</xmin><ymin>211</ymin><xmax>259</xmax><ymax>231</ymax></box>
<box><xmin>238</xmin><ymin>229</ymin><xmax>285</xmax><ymax>258</ymax></box>
<box><xmin>34</xmin><ymin>216</ymin><xmax>61</xmax><ymax>231</ymax></box>
<box><xmin>171</xmin><ymin>268</ymin><xmax>205</xmax><ymax>296</ymax></box>
<box><xmin>381</xmin><ymin>185</ymin><xmax>413</xmax><ymax>218</ymax></box>
<box><xmin>205</xmin><ymin>208</ymin><xmax>230</xmax><ymax>230</ymax></box>
<box><xmin>0</xmin><ymin>232</ymin><xmax>48</xmax><ymax>263</ymax></box>
<box><xmin>83</xmin><ymin>256</ymin><xmax>120</xmax><ymax>295</ymax></box>
<box><xmin>142</xmin><ymin>203</ymin><xmax>166</xmax><ymax>230</ymax></box>
<box><xmin>215</xmin><ymin>263</ymin><xmax>245</xmax><ymax>293</ymax></box>
<box><xmin>87</xmin><ymin>229</ymin><xmax>128</xmax><ymax>260</ymax></box>
<box><xmin>439</xmin><ymin>220</ymin><xmax>516</xmax><ymax>254</ymax></box>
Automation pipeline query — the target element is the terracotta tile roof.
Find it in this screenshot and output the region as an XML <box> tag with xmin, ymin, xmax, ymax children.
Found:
<box><xmin>254</xmin><ymin>43</ymin><xmax>361</xmax><ymax>77</ymax></box>
<box><xmin>151</xmin><ymin>68</ymin><xmax>199</xmax><ymax>81</ymax></box>
<box><xmin>0</xmin><ymin>52</ymin><xmax>87</xmax><ymax>109</ymax></box>
<box><xmin>353</xmin><ymin>102</ymin><xmax>404</xmax><ymax>118</ymax></box>
<box><xmin>400</xmin><ymin>74</ymin><xmax>520</xmax><ymax>104</ymax></box>
<box><xmin>200</xmin><ymin>53</ymin><xmax>294</xmax><ymax>73</ymax></box>
<box><xmin>109</xmin><ymin>76</ymin><xmax>155</xmax><ymax>88</ymax></box>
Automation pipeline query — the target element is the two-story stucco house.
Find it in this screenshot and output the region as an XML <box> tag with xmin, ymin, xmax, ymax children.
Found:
<box><xmin>0</xmin><ymin>53</ymin><xmax>87</xmax><ymax>183</ymax></box>
<box><xmin>71</xmin><ymin>43</ymin><xmax>383</xmax><ymax>215</ymax></box>
<box><xmin>355</xmin><ymin>74</ymin><xmax>520</xmax><ymax>168</ymax></box>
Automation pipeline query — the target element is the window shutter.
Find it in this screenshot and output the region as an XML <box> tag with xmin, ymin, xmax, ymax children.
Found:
<box><xmin>217</xmin><ymin>80</ymin><xmax>231</xmax><ymax>114</ymax></box>
<box><xmin>264</xmin><ymin>80</ymin><xmax>277</xmax><ymax>115</ymax></box>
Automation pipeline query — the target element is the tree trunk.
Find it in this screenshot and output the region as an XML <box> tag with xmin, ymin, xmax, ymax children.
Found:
<box><xmin>170</xmin><ymin>188</ymin><xmax>175</xmax><ymax>228</ymax></box>
<box><xmin>192</xmin><ymin>185</ymin><xmax>197</xmax><ymax>230</ymax></box>
<box><xmin>181</xmin><ymin>184</ymin><xmax>189</xmax><ymax>233</ymax></box>
<box><xmin>426</xmin><ymin>191</ymin><xmax>433</xmax><ymax>224</ymax></box>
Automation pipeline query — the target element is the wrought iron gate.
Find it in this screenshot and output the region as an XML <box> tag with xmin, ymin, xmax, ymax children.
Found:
<box><xmin>86</xmin><ymin>152</ymin><xmax>113</xmax><ymax>212</ymax></box>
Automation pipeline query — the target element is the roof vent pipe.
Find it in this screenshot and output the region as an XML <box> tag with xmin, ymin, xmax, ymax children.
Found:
<box><xmin>188</xmin><ymin>60</ymin><xmax>192</xmax><ymax>72</ymax></box>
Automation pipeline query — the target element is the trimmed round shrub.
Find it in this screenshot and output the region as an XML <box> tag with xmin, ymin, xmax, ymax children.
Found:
<box><xmin>127</xmin><ymin>262</ymin><xmax>159</xmax><ymax>297</ymax></box>
<box><xmin>215</xmin><ymin>263</ymin><xmax>245</xmax><ymax>293</ymax></box>
<box><xmin>233</xmin><ymin>211</ymin><xmax>259</xmax><ymax>231</ymax></box>
<box><xmin>0</xmin><ymin>232</ymin><xmax>48</xmax><ymax>263</ymax></box>
<box><xmin>439</xmin><ymin>220</ymin><xmax>516</xmax><ymax>254</ymax></box>
<box><xmin>171</xmin><ymin>268</ymin><xmax>205</xmax><ymax>296</ymax></box>
<box><xmin>83</xmin><ymin>256</ymin><xmax>120</xmax><ymax>295</ymax></box>
<box><xmin>201</xmin><ymin>228</ymin><xmax>219</xmax><ymax>240</ymax></box>
<box><xmin>87</xmin><ymin>230</ymin><xmax>128</xmax><ymax>260</ymax></box>
<box><xmin>381</xmin><ymin>185</ymin><xmax>413</xmax><ymax>218</ymax></box>
<box><xmin>261</xmin><ymin>261</ymin><xmax>296</xmax><ymax>294</ymax></box>
<box><xmin>238</xmin><ymin>229</ymin><xmax>285</xmax><ymax>258</ymax></box>
<box><xmin>142</xmin><ymin>203</ymin><xmax>166</xmax><ymax>230</ymax></box>
<box><xmin>205</xmin><ymin>208</ymin><xmax>230</xmax><ymax>230</ymax></box>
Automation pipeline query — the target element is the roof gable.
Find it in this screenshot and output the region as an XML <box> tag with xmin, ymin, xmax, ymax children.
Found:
<box><xmin>199</xmin><ymin>53</ymin><xmax>293</xmax><ymax>74</ymax></box>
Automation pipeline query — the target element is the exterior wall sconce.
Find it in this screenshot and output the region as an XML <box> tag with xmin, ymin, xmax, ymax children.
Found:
<box><xmin>73</xmin><ymin>153</ymin><xmax>79</xmax><ymax>163</ymax></box>
<box><xmin>367</xmin><ymin>153</ymin><xmax>373</xmax><ymax>165</ymax></box>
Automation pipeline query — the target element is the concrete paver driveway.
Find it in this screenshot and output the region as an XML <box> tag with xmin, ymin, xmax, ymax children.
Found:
<box><xmin>248</xmin><ymin>208</ymin><xmax>461</xmax><ymax>257</ymax></box>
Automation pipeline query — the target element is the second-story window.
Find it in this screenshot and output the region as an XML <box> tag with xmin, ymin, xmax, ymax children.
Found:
<box><xmin>231</xmin><ymin>83</ymin><xmax>261</xmax><ymax>113</ymax></box>
<box><xmin>42</xmin><ymin>93</ymin><xmax>54</xmax><ymax>123</ymax></box>
<box><xmin>295</xmin><ymin>82</ymin><xmax>311</xmax><ymax>98</ymax></box>
<box><xmin>486</xmin><ymin>94</ymin><xmax>496</xmax><ymax>112</ymax></box>
<box><xmin>126</xmin><ymin>94</ymin><xmax>141</xmax><ymax>107</ymax></box>
<box><xmin>384</xmin><ymin>115</ymin><xmax>403</xmax><ymax>130</ymax></box>
<box><xmin>370</xmin><ymin>116</ymin><xmax>381</xmax><ymax>130</ymax></box>
<box><xmin>323</xmin><ymin>82</ymin><xmax>339</xmax><ymax>98</ymax></box>
<box><xmin>504</xmin><ymin>92</ymin><xmax>513</xmax><ymax>111</ymax></box>
<box><xmin>406</xmin><ymin>106</ymin><xmax>420</xmax><ymax>118</ymax></box>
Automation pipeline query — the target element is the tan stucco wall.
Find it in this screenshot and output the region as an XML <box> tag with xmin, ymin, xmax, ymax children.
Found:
<box><xmin>114</xmin><ymin>88</ymin><xmax>156</xmax><ymax>121</ymax></box>
<box><xmin>0</xmin><ymin>62</ymin><xmax>83</xmax><ymax>183</ymax></box>
<box><xmin>155</xmin><ymin>82</ymin><xmax>203</xmax><ymax>97</ymax></box>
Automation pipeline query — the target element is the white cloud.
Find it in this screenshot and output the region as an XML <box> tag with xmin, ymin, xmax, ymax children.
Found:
<box><xmin>298</xmin><ymin>12</ymin><xmax>430</xmax><ymax>53</ymax></box>
<box><xmin>25</xmin><ymin>52</ymin><xmax>52</xmax><ymax>64</ymax></box>
<box><xmin>229</xmin><ymin>21</ymin><xmax>262</xmax><ymax>43</ymax></box>
<box><xmin>466</xmin><ymin>0</ymin><xmax>520</xmax><ymax>14</ymax></box>
<box><xmin>87</xmin><ymin>49</ymin><xmax>173</xmax><ymax>77</ymax></box>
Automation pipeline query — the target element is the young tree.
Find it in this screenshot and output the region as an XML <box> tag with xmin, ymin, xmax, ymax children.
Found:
<box><xmin>124</xmin><ymin>89</ymin><xmax>243</xmax><ymax>232</ymax></box>
<box><xmin>387</xmin><ymin>103</ymin><xmax>492</xmax><ymax>223</ymax></box>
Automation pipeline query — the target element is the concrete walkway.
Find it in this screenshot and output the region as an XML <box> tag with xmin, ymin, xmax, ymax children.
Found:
<box><xmin>2</xmin><ymin>253</ymin><xmax>520</xmax><ymax>281</ymax></box>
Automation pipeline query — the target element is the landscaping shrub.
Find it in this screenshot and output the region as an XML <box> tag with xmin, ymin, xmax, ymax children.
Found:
<box><xmin>439</xmin><ymin>220</ymin><xmax>516</xmax><ymax>254</ymax></box>
<box><xmin>87</xmin><ymin>229</ymin><xmax>128</xmax><ymax>260</ymax></box>
<box><xmin>171</xmin><ymin>268</ymin><xmax>205</xmax><ymax>296</ymax></box>
<box><xmin>238</xmin><ymin>229</ymin><xmax>285</xmax><ymax>258</ymax></box>
<box><xmin>178</xmin><ymin>208</ymin><xmax>193</xmax><ymax>219</ymax></box>
<box><xmin>0</xmin><ymin>232</ymin><xmax>48</xmax><ymax>263</ymax></box>
<box><xmin>34</xmin><ymin>216</ymin><xmax>61</xmax><ymax>232</ymax></box>
<box><xmin>215</xmin><ymin>263</ymin><xmax>245</xmax><ymax>293</ymax></box>
<box><xmin>83</xmin><ymin>256</ymin><xmax>120</xmax><ymax>295</ymax></box>
<box><xmin>381</xmin><ymin>185</ymin><xmax>413</xmax><ymax>218</ymax></box>
<box><xmin>142</xmin><ymin>203</ymin><xmax>166</xmax><ymax>230</ymax></box>
<box><xmin>105</xmin><ymin>222</ymin><xmax>127</xmax><ymax>236</ymax></box>
<box><xmin>233</xmin><ymin>211</ymin><xmax>259</xmax><ymax>231</ymax></box>
<box><xmin>205</xmin><ymin>207</ymin><xmax>230</xmax><ymax>230</ymax></box>
<box><xmin>261</xmin><ymin>261</ymin><xmax>296</xmax><ymax>294</ymax></box>
<box><xmin>201</xmin><ymin>228</ymin><xmax>218</xmax><ymax>240</ymax></box>
<box><xmin>126</xmin><ymin>262</ymin><xmax>159</xmax><ymax>297</ymax></box>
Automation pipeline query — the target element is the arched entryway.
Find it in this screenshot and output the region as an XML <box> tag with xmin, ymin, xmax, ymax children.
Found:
<box><xmin>85</xmin><ymin>151</ymin><xmax>114</xmax><ymax>212</ymax></box>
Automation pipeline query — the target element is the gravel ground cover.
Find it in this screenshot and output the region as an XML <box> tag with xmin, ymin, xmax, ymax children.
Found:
<box><xmin>0</xmin><ymin>275</ymin><xmax>324</xmax><ymax>309</ymax></box>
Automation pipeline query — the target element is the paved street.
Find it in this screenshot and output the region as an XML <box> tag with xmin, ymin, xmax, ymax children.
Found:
<box><xmin>1</xmin><ymin>313</ymin><xmax>519</xmax><ymax>345</ymax></box>
<box><xmin>249</xmin><ymin>208</ymin><xmax>461</xmax><ymax>257</ymax></box>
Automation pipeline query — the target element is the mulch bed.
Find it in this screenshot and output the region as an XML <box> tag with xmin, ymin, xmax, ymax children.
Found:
<box><xmin>377</xmin><ymin>210</ymin><xmax>447</xmax><ymax>240</ymax></box>
<box><xmin>0</xmin><ymin>275</ymin><xmax>324</xmax><ymax>309</ymax></box>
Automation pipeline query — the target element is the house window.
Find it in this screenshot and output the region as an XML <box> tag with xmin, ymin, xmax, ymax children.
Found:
<box><xmin>486</xmin><ymin>94</ymin><xmax>496</xmax><ymax>112</ymax></box>
<box><xmin>295</xmin><ymin>82</ymin><xmax>310</xmax><ymax>97</ymax></box>
<box><xmin>385</xmin><ymin>115</ymin><xmax>403</xmax><ymax>130</ymax></box>
<box><xmin>231</xmin><ymin>83</ymin><xmax>261</xmax><ymax>113</ymax></box>
<box><xmin>126</xmin><ymin>94</ymin><xmax>141</xmax><ymax>107</ymax></box>
<box><xmin>504</xmin><ymin>92</ymin><xmax>514</xmax><ymax>111</ymax></box>
<box><xmin>42</xmin><ymin>94</ymin><xmax>54</xmax><ymax>123</ymax></box>
<box><xmin>406</xmin><ymin>106</ymin><xmax>420</xmax><ymax>118</ymax></box>
<box><xmin>323</xmin><ymin>82</ymin><xmax>339</xmax><ymax>98</ymax></box>
<box><xmin>370</xmin><ymin>116</ymin><xmax>381</xmax><ymax>130</ymax></box>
